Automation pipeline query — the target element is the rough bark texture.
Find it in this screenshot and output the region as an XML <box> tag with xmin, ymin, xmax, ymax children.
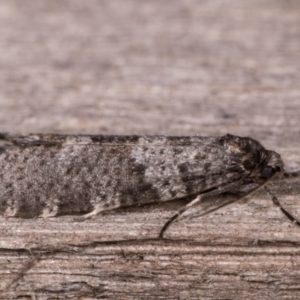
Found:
<box><xmin>0</xmin><ymin>0</ymin><xmax>300</xmax><ymax>299</ymax></box>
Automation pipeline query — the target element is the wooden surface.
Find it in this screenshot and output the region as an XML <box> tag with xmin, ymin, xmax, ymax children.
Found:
<box><xmin>0</xmin><ymin>0</ymin><xmax>300</xmax><ymax>299</ymax></box>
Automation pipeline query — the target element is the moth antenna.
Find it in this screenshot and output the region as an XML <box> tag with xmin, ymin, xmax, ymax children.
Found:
<box><xmin>159</xmin><ymin>172</ymin><xmax>279</xmax><ymax>239</ymax></box>
<box><xmin>264</xmin><ymin>186</ymin><xmax>300</xmax><ymax>227</ymax></box>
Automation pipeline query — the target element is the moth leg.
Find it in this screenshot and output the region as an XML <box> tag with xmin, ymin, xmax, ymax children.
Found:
<box><xmin>79</xmin><ymin>205</ymin><xmax>105</xmax><ymax>219</ymax></box>
<box><xmin>264</xmin><ymin>186</ymin><xmax>300</xmax><ymax>227</ymax></box>
<box><xmin>159</xmin><ymin>172</ymin><xmax>279</xmax><ymax>239</ymax></box>
<box><xmin>74</xmin><ymin>203</ymin><xmax>120</xmax><ymax>221</ymax></box>
<box><xmin>159</xmin><ymin>195</ymin><xmax>202</xmax><ymax>239</ymax></box>
<box><xmin>159</xmin><ymin>180</ymin><xmax>243</xmax><ymax>239</ymax></box>
<box><xmin>283</xmin><ymin>170</ymin><xmax>300</xmax><ymax>178</ymax></box>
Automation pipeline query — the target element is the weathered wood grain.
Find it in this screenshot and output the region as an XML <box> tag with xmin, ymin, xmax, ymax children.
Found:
<box><xmin>0</xmin><ymin>0</ymin><xmax>300</xmax><ymax>299</ymax></box>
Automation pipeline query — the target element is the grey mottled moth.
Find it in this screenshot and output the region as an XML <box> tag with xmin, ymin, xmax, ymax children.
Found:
<box><xmin>0</xmin><ymin>133</ymin><xmax>299</xmax><ymax>238</ymax></box>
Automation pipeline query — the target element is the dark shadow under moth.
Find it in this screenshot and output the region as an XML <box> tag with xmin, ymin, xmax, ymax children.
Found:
<box><xmin>0</xmin><ymin>133</ymin><xmax>299</xmax><ymax>238</ymax></box>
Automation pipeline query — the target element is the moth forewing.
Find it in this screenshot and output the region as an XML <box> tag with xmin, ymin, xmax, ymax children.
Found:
<box><xmin>0</xmin><ymin>133</ymin><xmax>299</xmax><ymax>238</ymax></box>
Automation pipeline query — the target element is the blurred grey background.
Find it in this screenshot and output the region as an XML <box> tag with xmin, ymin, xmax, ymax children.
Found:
<box><xmin>0</xmin><ymin>0</ymin><xmax>299</xmax><ymax>143</ymax></box>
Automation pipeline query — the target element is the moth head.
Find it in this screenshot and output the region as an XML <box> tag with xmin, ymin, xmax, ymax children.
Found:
<box><xmin>221</xmin><ymin>134</ymin><xmax>284</xmax><ymax>182</ymax></box>
<box><xmin>246</xmin><ymin>149</ymin><xmax>283</xmax><ymax>182</ymax></box>
<box><xmin>260</xmin><ymin>150</ymin><xmax>283</xmax><ymax>179</ymax></box>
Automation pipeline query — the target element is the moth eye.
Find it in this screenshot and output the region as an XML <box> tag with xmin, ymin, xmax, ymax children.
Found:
<box><xmin>261</xmin><ymin>166</ymin><xmax>275</xmax><ymax>179</ymax></box>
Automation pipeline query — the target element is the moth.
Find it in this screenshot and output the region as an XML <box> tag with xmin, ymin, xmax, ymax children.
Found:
<box><xmin>0</xmin><ymin>133</ymin><xmax>299</xmax><ymax>238</ymax></box>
